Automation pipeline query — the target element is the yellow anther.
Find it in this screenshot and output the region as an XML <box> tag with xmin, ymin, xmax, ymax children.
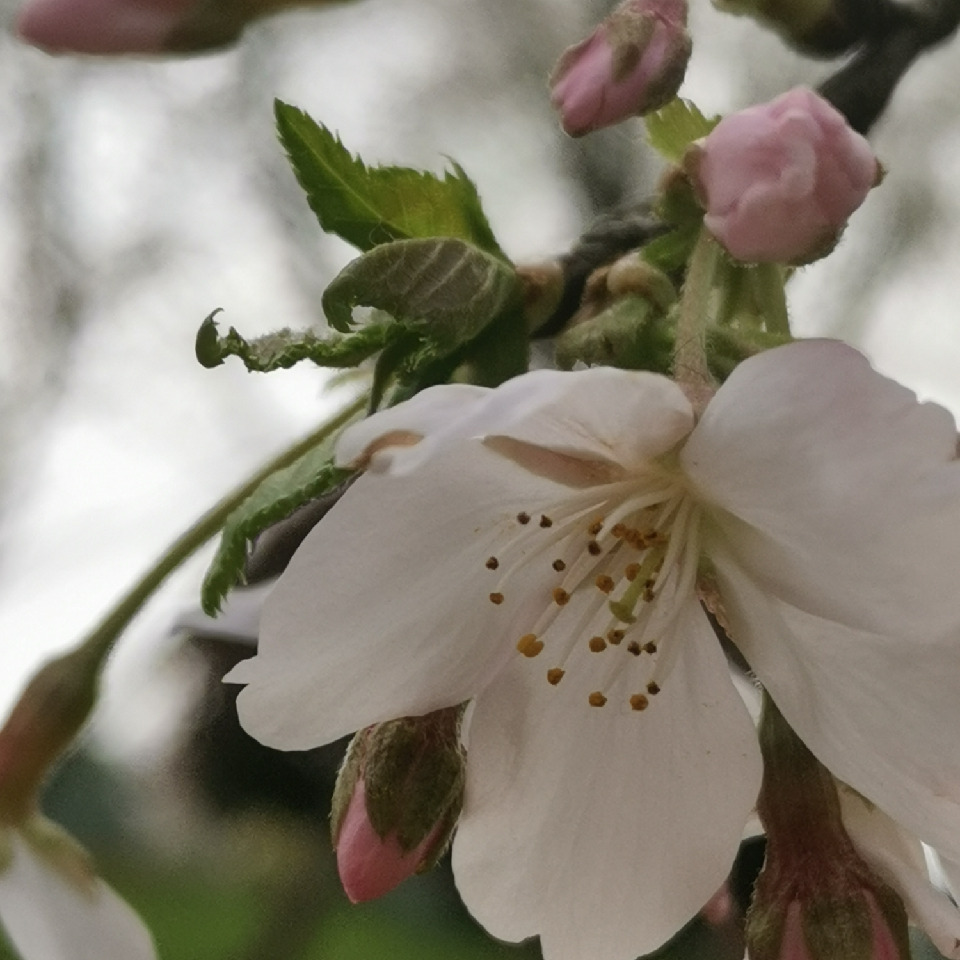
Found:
<box><xmin>588</xmin><ymin>636</ymin><xmax>607</xmax><ymax>653</ymax></box>
<box><xmin>588</xmin><ymin>692</ymin><xmax>607</xmax><ymax>707</ymax></box>
<box><xmin>489</xmin><ymin>592</ymin><xmax>505</xmax><ymax>605</ymax></box>
<box><xmin>624</xmin><ymin>562</ymin><xmax>641</xmax><ymax>581</ymax></box>
<box><xmin>547</xmin><ymin>668</ymin><xmax>565</xmax><ymax>685</ymax></box>
<box><xmin>588</xmin><ymin>518</ymin><xmax>604</xmax><ymax>536</ymax></box>
<box><xmin>595</xmin><ymin>575</ymin><xmax>615</xmax><ymax>594</ymax></box>
<box><xmin>630</xmin><ymin>694</ymin><xmax>650</xmax><ymax>711</ymax></box>
<box><xmin>517</xmin><ymin>634</ymin><xmax>544</xmax><ymax>658</ymax></box>
<box><xmin>552</xmin><ymin>587</ymin><xmax>570</xmax><ymax>606</ymax></box>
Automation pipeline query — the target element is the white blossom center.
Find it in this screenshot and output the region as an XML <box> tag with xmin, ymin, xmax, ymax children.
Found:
<box><xmin>484</xmin><ymin>472</ymin><xmax>702</xmax><ymax>712</ymax></box>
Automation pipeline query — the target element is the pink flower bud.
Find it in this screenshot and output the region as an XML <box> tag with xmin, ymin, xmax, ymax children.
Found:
<box><xmin>330</xmin><ymin>710</ymin><xmax>465</xmax><ymax>903</ymax></box>
<box><xmin>687</xmin><ymin>87</ymin><xmax>879</xmax><ymax>264</ymax></box>
<box><xmin>747</xmin><ymin>695</ymin><xmax>911</xmax><ymax>960</ymax></box>
<box><xmin>15</xmin><ymin>0</ymin><xmax>321</xmax><ymax>54</ymax></box>
<box><xmin>763</xmin><ymin>894</ymin><xmax>907</xmax><ymax>960</ymax></box>
<box><xmin>550</xmin><ymin>0</ymin><xmax>692</xmax><ymax>138</ymax></box>
<box><xmin>0</xmin><ymin>647</ymin><xmax>100</xmax><ymax>824</ymax></box>
<box><xmin>335</xmin><ymin>777</ymin><xmax>444</xmax><ymax>903</ymax></box>
<box><xmin>16</xmin><ymin>0</ymin><xmax>193</xmax><ymax>54</ymax></box>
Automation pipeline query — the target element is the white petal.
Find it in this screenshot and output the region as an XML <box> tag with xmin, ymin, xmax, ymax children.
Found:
<box><xmin>452</xmin><ymin>596</ymin><xmax>761</xmax><ymax>960</ymax></box>
<box><xmin>341</xmin><ymin>368</ymin><xmax>693</xmax><ymax>481</ymax></box>
<box><xmin>940</xmin><ymin>854</ymin><xmax>960</xmax><ymax>903</ymax></box>
<box><xmin>335</xmin><ymin>383</ymin><xmax>489</xmax><ymax>470</ymax></box>
<box><xmin>478</xmin><ymin>367</ymin><xmax>694</xmax><ymax>477</ymax></box>
<box><xmin>228</xmin><ymin>441</ymin><xmax>585</xmax><ymax>750</ymax></box>
<box><xmin>712</xmin><ymin>548</ymin><xmax>960</xmax><ymax>866</ymax></box>
<box><xmin>682</xmin><ymin>339</ymin><xmax>960</xmax><ymax>638</ymax></box>
<box><xmin>0</xmin><ymin>832</ymin><xmax>155</xmax><ymax>960</ymax></box>
<box><xmin>838</xmin><ymin>785</ymin><xmax>960</xmax><ymax>959</ymax></box>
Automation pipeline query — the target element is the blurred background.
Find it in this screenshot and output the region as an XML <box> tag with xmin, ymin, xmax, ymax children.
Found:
<box><xmin>0</xmin><ymin>0</ymin><xmax>958</xmax><ymax>955</ymax></box>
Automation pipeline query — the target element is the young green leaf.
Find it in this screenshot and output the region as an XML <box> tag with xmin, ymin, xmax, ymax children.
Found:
<box><xmin>640</xmin><ymin>221</ymin><xmax>702</xmax><ymax>274</ymax></box>
<box><xmin>275</xmin><ymin>101</ymin><xmax>504</xmax><ymax>257</ymax></box>
<box><xmin>195</xmin><ymin>314</ymin><xmax>400</xmax><ymax>372</ymax></box>
<box><xmin>201</xmin><ymin>444</ymin><xmax>353</xmax><ymax>615</ymax></box>
<box><xmin>322</xmin><ymin>238</ymin><xmax>520</xmax><ymax>347</ymax></box>
<box><xmin>645</xmin><ymin>98</ymin><xmax>719</xmax><ymax>163</ymax></box>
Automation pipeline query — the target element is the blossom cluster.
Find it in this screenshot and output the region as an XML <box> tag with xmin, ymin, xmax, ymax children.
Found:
<box><xmin>4</xmin><ymin>0</ymin><xmax>960</xmax><ymax>956</ymax></box>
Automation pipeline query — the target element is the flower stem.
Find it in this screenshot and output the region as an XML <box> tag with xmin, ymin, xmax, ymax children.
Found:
<box><xmin>751</xmin><ymin>264</ymin><xmax>791</xmax><ymax>337</ymax></box>
<box><xmin>78</xmin><ymin>392</ymin><xmax>368</xmax><ymax>667</ymax></box>
<box><xmin>674</xmin><ymin>227</ymin><xmax>720</xmax><ymax>410</ymax></box>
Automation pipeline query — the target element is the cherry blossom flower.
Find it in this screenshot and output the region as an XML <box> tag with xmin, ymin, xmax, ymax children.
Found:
<box><xmin>0</xmin><ymin>649</ymin><xmax>156</xmax><ymax>960</ymax></box>
<box><xmin>0</xmin><ymin>822</ymin><xmax>156</xmax><ymax>960</ymax></box>
<box><xmin>227</xmin><ymin>339</ymin><xmax>960</xmax><ymax>960</ymax></box>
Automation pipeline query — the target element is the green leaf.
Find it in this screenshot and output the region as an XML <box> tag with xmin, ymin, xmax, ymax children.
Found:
<box><xmin>201</xmin><ymin>444</ymin><xmax>353</xmax><ymax>615</ymax></box>
<box><xmin>644</xmin><ymin>98</ymin><xmax>719</xmax><ymax>163</ymax></box>
<box><xmin>195</xmin><ymin>313</ymin><xmax>400</xmax><ymax>372</ymax></box>
<box><xmin>640</xmin><ymin>221</ymin><xmax>702</xmax><ymax>274</ymax></box>
<box><xmin>275</xmin><ymin>101</ymin><xmax>504</xmax><ymax>257</ymax></box>
<box><xmin>322</xmin><ymin>238</ymin><xmax>520</xmax><ymax>346</ymax></box>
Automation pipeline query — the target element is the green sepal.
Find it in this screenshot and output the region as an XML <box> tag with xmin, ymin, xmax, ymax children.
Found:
<box><xmin>706</xmin><ymin>326</ymin><xmax>793</xmax><ymax>381</ymax></box>
<box><xmin>555</xmin><ymin>295</ymin><xmax>674</xmax><ymax>373</ymax></box>
<box><xmin>322</xmin><ymin>238</ymin><xmax>520</xmax><ymax>345</ymax></box>
<box><xmin>642</xmin><ymin>172</ymin><xmax>705</xmax><ymax>273</ymax></box>
<box><xmin>644</xmin><ymin>98</ymin><xmax>719</xmax><ymax>162</ymax></box>
<box><xmin>196</xmin><ymin>312</ymin><xmax>402</xmax><ymax>372</ymax></box>
<box><xmin>640</xmin><ymin>221</ymin><xmax>702</xmax><ymax>274</ymax></box>
<box><xmin>201</xmin><ymin>444</ymin><xmax>352</xmax><ymax>615</ymax></box>
<box><xmin>275</xmin><ymin>101</ymin><xmax>504</xmax><ymax>257</ymax></box>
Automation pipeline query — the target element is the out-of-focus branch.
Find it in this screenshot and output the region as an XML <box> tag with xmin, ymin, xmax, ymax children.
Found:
<box><xmin>819</xmin><ymin>0</ymin><xmax>960</xmax><ymax>133</ymax></box>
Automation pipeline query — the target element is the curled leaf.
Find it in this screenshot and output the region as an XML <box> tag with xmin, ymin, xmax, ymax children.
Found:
<box><xmin>322</xmin><ymin>238</ymin><xmax>520</xmax><ymax>345</ymax></box>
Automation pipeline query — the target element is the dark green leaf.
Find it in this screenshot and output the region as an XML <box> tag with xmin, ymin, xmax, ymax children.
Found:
<box><xmin>645</xmin><ymin>98</ymin><xmax>720</xmax><ymax>163</ymax></box>
<box><xmin>275</xmin><ymin>101</ymin><xmax>504</xmax><ymax>257</ymax></box>
<box><xmin>322</xmin><ymin>238</ymin><xmax>519</xmax><ymax>345</ymax></box>
<box><xmin>195</xmin><ymin>314</ymin><xmax>399</xmax><ymax>372</ymax></box>
<box><xmin>201</xmin><ymin>446</ymin><xmax>352</xmax><ymax>615</ymax></box>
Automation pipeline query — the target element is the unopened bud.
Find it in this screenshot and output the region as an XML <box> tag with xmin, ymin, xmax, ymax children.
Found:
<box><xmin>0</xmin><ymin>647</ymin><xmax>101</xmax><ymax>823</ymax></box>
<box><xmin>555</xmin><ymin>256</ymin><xmax>676</xmax><ymax>371</ymax></box>
<box><xmin>747</xmin><ymin>694</ymin><xmax>910</xmax><ymax>960</ymax></box>
<box><xmin>516</xmin><ymin>261</ymin><xmax>565</xmax><ymax>334</ymax></box>
<box><xmin>16</xmin><ymin>0</ymin><xmax>338</xmax><ymax>54</ymax></box>
<box><xmin>685</xmin><ymin>87</ymin><xmax>879</xmax><ymax>265</ymax></box>
<box><xmin>550</xmin><ymin>0</ymin><xmax>692</xmax><ymax>138</ymax></box>
<box><xmin>331</xmin><ymin>707</ymin><xmax>465</xmax><ymax>903</ymax></box>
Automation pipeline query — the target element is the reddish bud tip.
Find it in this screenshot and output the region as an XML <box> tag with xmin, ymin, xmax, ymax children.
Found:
<box><xmin>335</xmin><ymin>779</ymin><xmax>440</xmax><ymax>903</ymax></box>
